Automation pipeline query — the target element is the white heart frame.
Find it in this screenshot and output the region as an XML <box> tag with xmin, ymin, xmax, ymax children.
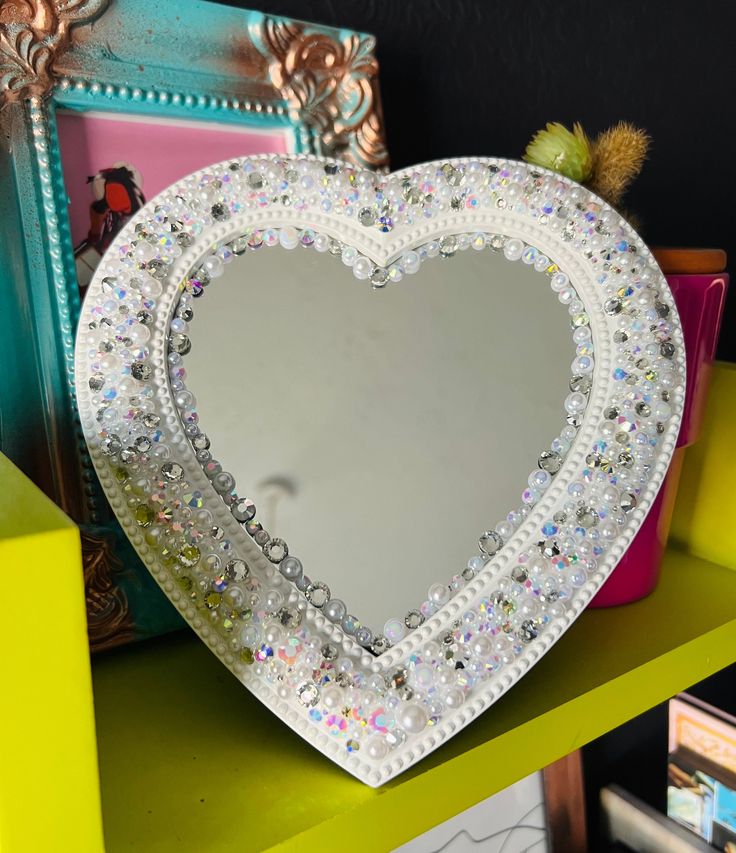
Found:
<box><xmin>75</xmin><ymin>155</ymin><xmax>685</xmax><ymax>786</ymax></box>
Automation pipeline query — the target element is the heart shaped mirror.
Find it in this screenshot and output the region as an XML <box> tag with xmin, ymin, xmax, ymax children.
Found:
<box><xmin>184</xmin><ymin>235</ymin><xmax>578</xmax><ymax>640</ymax></box>
<box><xmin>76</xmin><ymin>156</ymin><xmax>684</xmax><ymax>786</ymax></box>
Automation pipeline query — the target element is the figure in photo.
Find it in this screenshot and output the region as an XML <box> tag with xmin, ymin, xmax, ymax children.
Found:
<box><xmin>75</xmin><ymin>161</ymin><xmax>145</xmax><ymax>290</ymax></box>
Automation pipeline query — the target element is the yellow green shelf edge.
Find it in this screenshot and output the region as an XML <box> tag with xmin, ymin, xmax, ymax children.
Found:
<box><xmin>91</xmin><ymin>549</ymin><xmax>736</xmax><ymax>853</ymax></box>
<box><xmin>90</xmin><ymin>361</ymin><xmax>736</xmax><ymax>853</ymax></box>
<box><xmin>0</xmin><ymin>454</ymin><xmax>104</xmax><ymax>853</ymax></box>
<box><xmin>2</xmin><ymin>361</ymin><xmax>735</xmax><ymax>853</ymax></box>
<box><xmin>276</xmin><ymin>559</ymin><xmax>736</xmax><ymax>852</ymax></box>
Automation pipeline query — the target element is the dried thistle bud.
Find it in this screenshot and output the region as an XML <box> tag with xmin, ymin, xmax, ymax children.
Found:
<box><xmin>589</xmin><ymin>122</ymin><xmax>651</xmax><ymax>206</ymax></box>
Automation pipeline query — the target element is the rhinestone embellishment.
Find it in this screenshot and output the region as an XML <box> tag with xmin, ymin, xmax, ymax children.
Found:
<box><xmin>76</xmin><ymin>154</ymin><xmax>684</xmax><ymax>784</ymax></box>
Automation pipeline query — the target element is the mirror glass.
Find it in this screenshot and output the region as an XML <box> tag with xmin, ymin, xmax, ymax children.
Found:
<box><xmin>184</xmin><ymin>242</ymin><xmax>575</xmax><ymax>632</ymax></box>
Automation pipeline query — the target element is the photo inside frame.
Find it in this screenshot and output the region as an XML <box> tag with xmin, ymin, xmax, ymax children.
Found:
<box><xmin>56</xmin><ymin>110</ymin><xmax>292</xmax><ymax>290</ymax></box>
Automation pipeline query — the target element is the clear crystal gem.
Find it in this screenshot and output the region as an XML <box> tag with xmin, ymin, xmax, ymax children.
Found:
<box><xmin>620</xmin><ymin>492</ymin><xmax>638</xmax><ymax>513</ymax></box>
<box><xmin>403</xmin><ymin>185</ymin><xmax>422</xmax><ymax>204</ymax></box>
<box><xmin>263</xmin><ymin>538</ymin><xmax>288</xmax><ymax>563</ymax></box>
<box><xmin>540</xmin><ymin>538</ymin><xmax>560</xmax><ymax>557</ymax></box>
<box><xmin>618</xmin><ymin>451</ymin><xmax>635</xmax><ymax>468</ymax></box>
<box><xmin>211</xmin><ymin>202</ymin><xmax>229</xmax><ymax>221</ymax></box>
<box><xmin>570</xmin><ymin>374</ymin><xmax>592</xmax><ymax>394</ymax></box>
<box><xmin>276</xmin><ymin>607</ymin><xmax>301</xmax><ymax>628</ymax></box>
<box><xmin>511</xmin><ymin>565</ymin><xmax>528</xmax><ymax>583</ymax></box>
<box><xmin>439</xmin><ymin>235</ymin><xmax>458</xmax><ymax>257</ymax></box>
<box><xmin>404</xmin><ymin>609</ymin><xmax>425</xmax><ymax>629</ymax></box>
<box><xmin>305</xmin><ymin>581</ymin><xmax>330</xmax><ymax>607</ymax></box>
<box><xmin>225</xmin><ymin>559</ymin><xmax>249</xmax><ymax>582</ymax></box>
<box><xmin>228</xmin><ymin>236</ymin><xmax>248</xmax><ymax>255</ymax></box>
<box><xmin>191</xmin><ymin>433</ymin><xmax>210</xmax><ymax>451</ymax></box>
<box><xmin>231</xmin><ymin>498</ymin><xmax>256</xmax><ymax>523</ymax></box>
<box><xmin>371</xmin><ymin>268</ymin><xmax>388</xmax><ymax>287</ymax></box>
<box><xmin>518</xmin><ymin>619</ymin><xmax>539</xmax><ymax>643</ymax></box>
<box><xmin>389</xmin><ymin>667</ymin><xmax>408</xmax><ymax>688</ymax></box>
<box><xmin>321</xmin><ymin>643</ymin><xmax>338</xmax><ymax>661</ymax></box>
<box><xmin>168</xmin><ymin>334</ymin><xmax>191</xmax><ymax>355</ymax></box>
<box><xmin>161</xmin><ymin>461</ymin><xmax>184</xmax><ymax>481</ymax></box>
<box><xmin>370</xmin><ymin>635</ymin><xmax>391</xmax><ymax>654</ymax></box>
<box><xmin>478</xmin><ymin>530</ymin><xmax>503</xmax><ymax>556</ymax></box>
<box><xmin>134</xmin><ymin>436</ymin><xmax>151</xmax><ymax>452</ymax></box>
<box><xmin>576</xmin><ymin>504</ymin><xmax>599</xmax><ymax>527</ymax></box>
<box><xmin>146</xmin><ymin>259</ymin><xmax>168</xmax><ymax>279</ymax></box>
<box><xmin>538</xmin><ymin>450</ymin><xmax>562</xmax><ymax>474</ymax></box>
<box><xmin>297</xmin><ymin>683</ymin><xmax>319</xmax><ymax>707</ymax></box>
<box><xmin>492</xmin><ymin>591</ymin><xmax>516</xmax><ymax>614</ymax></box>
<box><xmin>131</xmin><ymin>361</ymin><xmax>152</xmax><ymax>380</ymax></box>
<box><xmin>441</xmin><ymin>163</ymin><xmax>464</xmax><ymax>186</ymax></box>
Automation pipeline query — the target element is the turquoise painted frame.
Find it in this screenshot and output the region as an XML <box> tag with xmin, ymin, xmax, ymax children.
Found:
<box><xmin>0</xmin><ymin>0</ymin><xmax>386</xmax><ymax>649</ymax></box>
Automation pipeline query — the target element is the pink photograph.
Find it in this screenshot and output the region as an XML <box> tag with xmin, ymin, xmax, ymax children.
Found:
<box><xmin>57</xmin><ymin>111</ymin><xmax>292</xmax><ymax>289</ymax></box>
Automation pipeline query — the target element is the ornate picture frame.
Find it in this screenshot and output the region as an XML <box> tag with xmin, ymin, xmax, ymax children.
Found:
<box><xmin>0</xmin><ymin>0</ymin><xmax>387</xmax><ymax>650</ymax></box>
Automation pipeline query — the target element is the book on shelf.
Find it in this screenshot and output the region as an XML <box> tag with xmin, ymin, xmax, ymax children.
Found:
<box><xmin>668</xmin><ymin>693</ymin><xmax>736</xmax><ymax>850</ymax></box>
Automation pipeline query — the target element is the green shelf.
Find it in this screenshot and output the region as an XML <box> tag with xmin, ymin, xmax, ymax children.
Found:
<box><xmin>93</xmin><ymin>547</ymin><xmax>736</xmax><ymax>852</ymax></box>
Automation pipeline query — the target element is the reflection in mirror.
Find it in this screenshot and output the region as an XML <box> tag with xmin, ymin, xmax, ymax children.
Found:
<box><xmin>184</xmin><ymin>238</ymin><xmax>576</xmax><ymax>639</ymax></box>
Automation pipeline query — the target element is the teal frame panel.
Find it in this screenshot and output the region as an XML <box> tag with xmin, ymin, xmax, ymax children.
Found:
<box><xmin>0</xmin><ymin>0</ymin><xmax>386</xmax><ymax>649</ymax></box>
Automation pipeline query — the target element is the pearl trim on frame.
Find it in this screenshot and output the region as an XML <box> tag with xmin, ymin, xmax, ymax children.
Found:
<box><xmin>75</xmin><ymin>155</ymin><xmax>684</xmax><ymax>786</ymax></box>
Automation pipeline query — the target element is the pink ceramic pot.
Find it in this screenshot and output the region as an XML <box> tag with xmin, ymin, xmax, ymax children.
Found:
<box><xmin>590</xmin><ymin>258</ymin><xmax>728</xmax><ymax>608</ymax></box>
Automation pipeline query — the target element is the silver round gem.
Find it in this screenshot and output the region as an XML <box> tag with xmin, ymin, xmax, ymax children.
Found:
<box><xmin>478</xmin><ymin>530</ymin><xmax>503</xmax><ymax>556</ymax></box>
<box><xmin>131</xmin><ymin>360</ymin><xmax>152</xmax><ymax>380</ymax></box>
<box><xmin>225</xmin><ymin>559</ymin><xmax>249</xmax><ymax>581</ymax></box>
<box><xmin>231</xmin><ymin>498</ymin><xmax>256</xmax><ymax>523</ymax></box>
<box><xmin>404</xmin><ymin>610</ymin><xmax>424</xmax><ymax>630</ymax></box>
<box><xmin>538</xmin><ymin>450</ymin><xmax>562</xmax><ymax>474</ymax></box>
<box><xmin>161</xmin><ymin>462</ymin><xmax>184</xmax><ymax>481</ymax></box>
<box><xmin>305</xmin><ymin>581</ymin><xmax>330</xmax><ymax>607</ymax></box>
<box><xmin>263</xmin><ymin>538</ymin><xmax>288</xmax><ymax>563</ymax></box>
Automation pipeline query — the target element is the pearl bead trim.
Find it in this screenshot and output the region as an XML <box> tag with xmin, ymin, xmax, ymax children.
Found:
<box><xmin>75</xmin><ymin>154</ymin><xmax>684</xmax><ymax>786</ymax></box>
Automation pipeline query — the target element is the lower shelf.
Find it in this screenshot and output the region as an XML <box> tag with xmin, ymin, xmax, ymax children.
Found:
<box><xmin>93</xmin><ymin>548</ymin><xmax>736</xmax><ymax>852</ymax></box>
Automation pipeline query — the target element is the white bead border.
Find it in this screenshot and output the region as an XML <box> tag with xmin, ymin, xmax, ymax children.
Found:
<box><xmin>75</xmin><ymin>154</ymin><xmax>685</xmax><ymax>786</ymax></box>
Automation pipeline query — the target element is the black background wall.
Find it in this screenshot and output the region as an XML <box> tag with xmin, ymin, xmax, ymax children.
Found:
<box><xmin>223</xmin><ymin>0</ymin><xmax>735</xmax><ymax>360</ymax></box>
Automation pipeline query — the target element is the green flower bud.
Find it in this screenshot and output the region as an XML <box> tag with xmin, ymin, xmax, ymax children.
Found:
<box><xmin>523</xmin><ymin>122</ymin><xmax>593</xmax><ymax>183</ymax></box>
